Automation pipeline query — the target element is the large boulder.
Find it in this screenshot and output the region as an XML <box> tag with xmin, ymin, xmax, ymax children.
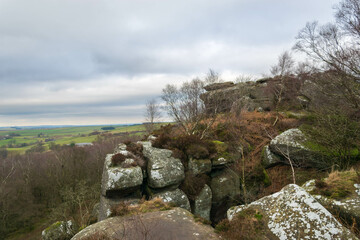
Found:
<box><xmin>72</xmin><ymin>208</ymin><xmax>220</xmax><ymax>240</ymax></box>
<box><xmin>227</xmin><ymin>184</ymin><xmax>357</xmax><ymax>240</ymax></box>
<box><xmin>153</xmin><ymin>188</ymin><xmax>191</xmax><ymax>212</ymax></box>
<box><xmin>42</xmin><ymin>220</ymin><xmax>76</xmax><ymax>240</ymax></box>
<box><xmin>101</xmin><ymin>154</ymin><xmax>143</xmax><ymax>197</ymax></box>
<box><xmin>141</xmin><ymin>141</ymin><xmax>185</xmax><ymax>189</ymax></box>
<box><xmin>269</xmin><ymin>128</ymin><xmax>322</xmax><ymax>168</ymax></box>
<box><xmin>303</xmin><ymin>179</ymin><xmax>360</xmax><ymax>231</ymax></box>
<box><xmin>193</xmin><ymin>184</ymin><xmax>212</xmax><ymax>221</ymax></box>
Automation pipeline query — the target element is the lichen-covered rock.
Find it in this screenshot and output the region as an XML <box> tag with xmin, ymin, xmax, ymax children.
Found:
<box><xmin>98</xmin><ymin>195</ymin><xmax>141</xmax><ymax>221</ymax></box>
<box><xmin>269</xmin><ymin>128</ymin><xmax>322</xmax><ymax>168</ymax></box>
<box><xmin>140</xmin><ymin>141</ymin><xmax>185</xmax><ymax>189</ymax></box>
<box><xmin>303</xmin><ymin>180</ymin><xmax>360</xmax><ymax>232</ymax></box>
<box><xmin>188</xmin><ymin>158</ymin><xmax>212</xmax><ymax>175</ymax></box>
<box><xmin>153</xmin><ymin>188</ymin><xmax>191</xmax><ymax>211</ymax></box>
<box><xmin>72</xmin><ymin>208</ymin><xmax>220</xmax><ymax>240</ymax></box>
<box><xmin>101</xmin><ymin>154</ymin><xmax>143</xmax><ymax>196</ymax></box>
<box><xmin>210</xmin><ymin>169</ymin><xmax>240</xmax><ymax>205</ymax></box>
<box><xmin>193</xmin><ymin>184</ymin><xmax>212</xmax><ymax>221</ymax></box>
<box><xmin>262</xmin><ymin>145</ymin><xmax>282</xmax><ymax>168</ymax></box>
<box><xmin>227</xmin><ymin>184</ymin><xmax>357</xmax><ymax>240</ymax></box>
<box><xmin>42</xmin><ymin>220</ymin><xmax>76</xmax><ymax>240</ymax></box>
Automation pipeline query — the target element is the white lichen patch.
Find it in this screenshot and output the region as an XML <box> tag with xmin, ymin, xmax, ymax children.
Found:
<box><xmin>227</xmin><ymin>184</ymin><xmax>357</xmax><ymax>240</ymax></box>
<box><xmin>270</xmin><ymin>128</ymin><xmax>306</xmax><ymax>149</ymax></box>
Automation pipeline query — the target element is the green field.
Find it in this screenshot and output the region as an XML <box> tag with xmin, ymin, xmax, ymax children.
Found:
<box><xmin>0</xmin><ymin>124</ymin><xmax>158</xmax><ymax>154</ymax></box>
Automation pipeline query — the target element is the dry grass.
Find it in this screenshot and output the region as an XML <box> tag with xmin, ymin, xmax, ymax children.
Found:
<box><xmin>110</xmin><ymin>198</ymin><xmax>173</xmax><ymax>217</ymax></box>
<box><xmin>215</xmin><ymin>208</ymin><xmax>269</xmax><ymax>240</ymax></box>
<box><xmin>313</xmin><ymin>168</ymin><xmax>360</xmax><ymax>200</ymax></box>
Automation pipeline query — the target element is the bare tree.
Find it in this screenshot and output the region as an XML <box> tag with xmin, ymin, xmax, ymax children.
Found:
<box><xmin>270</xmin><ymin>51</ymin><xmax>295</xmax><ymax>77</ymax></box>
<box><xmin>144</xmin><ymin>99</ymin><xmax>161</xmax><ymax>134</ymax></box>
<box><xmin>294</xmin><ymin>0</ymin><xmax>360</xmax><ymax>109</ymax></box>
<box><xmin>268</xmin><ymin>51</ymin><xmax>295</xmax><ymax>120</ymax></box>
<box><xmin>204</xmin><ymin>69</ymin><xmax>222</xmax><ymax>85</ymax></box>
<box><xmin>162</xmin><ymin>78</ymin><xmax>219</xmax><ymax>139</ymax></box>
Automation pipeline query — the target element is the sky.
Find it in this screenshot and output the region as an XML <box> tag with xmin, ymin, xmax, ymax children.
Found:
<box><xmin>0</xmin><ymin>0</ymin><xmax>340</xmax><ymax>127</ymax></box>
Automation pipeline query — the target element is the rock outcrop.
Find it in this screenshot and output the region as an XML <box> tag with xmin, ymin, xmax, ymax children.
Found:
<box><xmin>72</xmin><ymin>208</ymin><xmax>220</xmax><ymax>240</ymax></box>
<box><xmin>201</xmin><ymin>80</ymin><xmax>272</xmax><ymax>113</ymax></box>
<box><xmin>227</xmin><ymin>184</ymin><xmax>358</xmax><ymax>240</ymax></box>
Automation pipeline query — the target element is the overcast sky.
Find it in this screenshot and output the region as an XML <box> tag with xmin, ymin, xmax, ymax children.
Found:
<box><xmin>0</xmin><ymin>0</ymin><xmax>339</xmax><ymax>126</ymax></box>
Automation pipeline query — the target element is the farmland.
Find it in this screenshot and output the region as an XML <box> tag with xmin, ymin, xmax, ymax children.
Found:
<box><xmin>0</xmin><ymin>124</ymin><xmax>153</xmax><ymax>154</ymax></box>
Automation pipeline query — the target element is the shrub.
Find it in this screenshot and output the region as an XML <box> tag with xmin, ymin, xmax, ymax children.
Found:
<box><xmin>111</xmin><ymin>153</ymin><xmax>126</xmax><ymax>166</ymax></box>
<box><xmin>186</xmin><ymin>144</ymin><xmax>209</xmax><ymax>159</ymax></box>
<box><xmin>301</xmin><ymin>112</ymin><xmax>360</xmax><ymax>170</ymax></box>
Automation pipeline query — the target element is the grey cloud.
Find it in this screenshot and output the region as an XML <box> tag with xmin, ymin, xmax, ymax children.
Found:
<box><xmin>0</xmin><ymin>0</ymin><xmax>339</xmax><ymax>126</ymax></box>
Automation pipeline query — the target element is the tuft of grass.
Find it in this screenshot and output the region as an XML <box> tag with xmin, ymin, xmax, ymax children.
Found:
<box><xmin>110</xmin><ymin>198</ymin><xmax>173</xmax><ymax>217</ymax></box>
<box><xmin>312</xmin><ymin>169</ymin><xmax>360</xmax><ymax>200</ymax></box>
<box><xmin>215</xmin><ymin>208</ymin><xmax>269</xmax><ymax>240</ymax></box>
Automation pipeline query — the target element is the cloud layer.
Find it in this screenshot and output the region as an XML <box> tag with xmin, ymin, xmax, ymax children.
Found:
<box><xmin>0</xmin><ymin>0</ymin><xmax>339</xmax><ymax>126</ymax></box>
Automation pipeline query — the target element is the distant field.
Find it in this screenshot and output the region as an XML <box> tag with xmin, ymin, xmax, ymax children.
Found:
<box><xmin>0</xmin><ymin>123</ymin><xmax>166</xmax><ymax>154</ymax></box>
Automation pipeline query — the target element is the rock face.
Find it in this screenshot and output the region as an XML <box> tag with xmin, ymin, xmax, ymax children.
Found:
<box><xmin>72</xmin><ymin>208</ymin><xmax>220</xmax><ymax>240</ymax></box>
<box><xmin>303</xmin><ymin>180</ymin><xmax>360</xmax><ymax>232</ymax></box>
<box><xmin>101</xmin><ymin>153</ymin><xmax>143</xmax><ymax>196</ymax></box>
<box><xmin>210</xmin><ymin>169</ymin><xmax>240</xmax><ymax>223</ymax></box>
<box><xmin>193</xmin><ymin>184</ymin><xmax>212</xmax><ymax>221</ymax></box>
<box><xmin>201</xmin><ymin>80</ymin><xmax>272</xmax><ymax>113</ymax></box>
<box><xmin>154</xmin><ymin>188</ymin><xmax>191</xmax><ymax>212</ymax></box>
<box><xmin>42</xmin><ymin>220</ymin><xmax>76</xmax><ymax>240</ymax></box>
<box><xmin>227</xmin><ymin>184</ymin><xmax>358</xmax><ymax>240</ymax></box>
<box><xmin>268</xmin><ymin>128</ymin><xmax>323</xmax><ymax>168</ymax></box>
<box><xmin>211</xmin><ymin>169</ymin><xmax>240</xmax><ymax>205</ymax></box>
<box><xmin>141</xmin><ymin>141</ymin><xmax>185</xmax><ymax>189</ymax></box>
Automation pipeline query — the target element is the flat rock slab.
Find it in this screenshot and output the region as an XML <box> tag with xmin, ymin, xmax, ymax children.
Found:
<box><xmin>72</xmin><ymin>208</ymin><xmax>220</xmax><ymax>240</ymax></box>
<box><xmin>227</xmin><ymin>184</ymin><xmax>358</xmax><ymax>240</ymax></box>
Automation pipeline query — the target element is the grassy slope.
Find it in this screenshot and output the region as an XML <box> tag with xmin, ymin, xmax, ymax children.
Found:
<box><xmin>0</xmin><ymin>124</ymin><xmax>152</xmax><ymax>154</ymax></box>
